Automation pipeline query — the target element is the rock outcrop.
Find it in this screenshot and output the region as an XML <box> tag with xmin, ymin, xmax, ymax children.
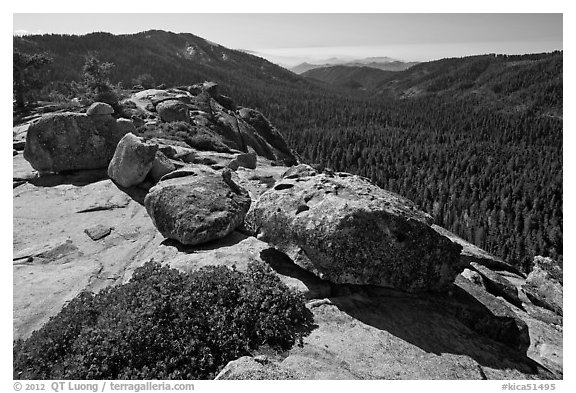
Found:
<box><xmin>461</xmin><ymin>268</ymin><xmax>484</xmax><ymax>286</ymax></box>
<box><xmin>218</xmin><ymin>279</ymin><xmax>558</xmax><ymax>379</ymax></box>
<box><xmin>237</xmin><ymin>107</ymin><xmax>295</xmax><ymax>164</ymax></box>
<box><xmin>13</xmin><ymin>144</ymin><xmax>562</xmax><ymax>380</ymax></box>
<box><xmin>156</xmin><ymin>99</ymin><xmax>190</xmax><ymax>123</ymax></box>
<box><xmin>13</xmin><ymin>85</ymin><xmax>563</xmax><ymax>380</ymax></box>
<box><xmin>452</xmin><ymin>274</ymin><xmax>530</xmax><ymax>351</ymax></box>
<box><xmin>144</xmin><ymin>168</ymin><xmax>251</xmax><ymax>245</ymax></box>
<box><xmin>24</xmin><ymin>112</ymin><xmax>134</xmax><ymax>173</ymax></box>
<box><xmin>246</xmin><ymin>165</ymin><xmax>463</xmax><ymax>292</ymax></box>
<box><xmin>469</xmin><ymin>262</ymin><xmax>523</xmax><ymax>307</ymax></box>
<box><xmin>125</xmin><ymin>86</ymin><xmax>298</xmax><ymax>165</ymax></box>
<box><xmin>107</xmin><ymin>133</ymin><xmax>158</xmax><ymax>188</ymax></box>
<box><xmin>228</xmin><ymin>152</ymin><xmax>257</xmax><ymax>170</ymax></box>
<box><xmin>522</xmin><ymin>256</ymin><xmax>563</xmax><ymax>316</ymax></box>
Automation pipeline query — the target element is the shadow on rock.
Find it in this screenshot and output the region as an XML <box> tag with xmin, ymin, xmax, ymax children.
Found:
<box><xmin>327</xmin><ymin>288</ymin><xmax>552</xmax><ymax>378</ymax></box>
<box><xmin>26</xmin><ymin>168</ymin><xmax>109</xmax><ymax>187</ymax></box>
<box><xmin>159</xmin><ymin>230</ymin><xmax>250</xmax><ymax>253</ymax></box>
<box><xmin>260</xmin><ymin>249</ymin><xmax>330</xmax><ymax>288</ymax></box>
<box><xmin>113</xmin><ymin>181</ymin><xmax>151</xmax><ymax>206</ymax></box>
<box><xmin>254</xmin><ymin>245</ymin><xmax>553</xmax><ymax>377</ymax></box>
<box><xmin>259</xmin><ymin>248</ymin><xmax>333</xmax><ymax>300</ymax></box>
<box><xmin>254</xmin><ymin>247</ymin><xmax>546</xmax><ymax>376</ymax></box>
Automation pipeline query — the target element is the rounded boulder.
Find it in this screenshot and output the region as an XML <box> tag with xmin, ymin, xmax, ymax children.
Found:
<box><xmin>86</xmin><ymin>102</ymin><xmax>114</xmax><ymax>116</ymax></box>
<box><xmin>156</xmin><ymin>100</ymin><xmax>190</xmax><ymax>123</ymax></box>
<box><xmin>107</xmin><ymin>133</ymin><xmax>158</xmax><ymax>187</ymax></box>
<box><xmin>144</xmin><ymin>169</ymin><xmax>251</xmax><ymax>245</ymax></box>
<box><xmin>23</xmin><ymin>112</ymin><xmax>134</xmax><ymax>173</ymax></box>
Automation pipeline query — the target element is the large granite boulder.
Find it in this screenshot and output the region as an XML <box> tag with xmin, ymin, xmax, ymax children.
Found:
<box><xmin>23</xmin><ymin>112</ymin><xmax>134</xmax><ymax>173</ymax></box>
<box><xmin>144</xmin><ymin>168</ymin><xmax>251</xmax><ymax>245</ymax></box>
<box><xmin>131</xmin><ymin>89</ymin><xmax>181</xmax><ymax>108</ymax></box>
<box><xmin>228</xmin><ymin>152</ymin><xmax>257</xmax><ymax>170</ymax></box>
<box><xmin>107</xmin><ymin>133</ymin><xmax>158</xmax><ymax>187</ymax></box>
<box><xmin>522</xmin><ymin>256</ymin><xmax>563</xmax><ymax>315</ymax></box>
<box><xmin>245</xmin><ymin>165</ymin><xmax>462</xmax><ymax>292</ymax></box>
<box><xmin>86</xmin><ymin>102</ymin><xmax>114</xmax><ymax>116</ymax></box>
<box><xmin>156</xmin><ymin>99</ymin><xmax>190</xmax><ymax>123</ymax></box>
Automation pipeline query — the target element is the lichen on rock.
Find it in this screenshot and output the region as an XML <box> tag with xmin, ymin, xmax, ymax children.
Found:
<box><xmin>246</xmin><ymin>167</ymin><xmax>463</xmax><ymax>292</ymax></box>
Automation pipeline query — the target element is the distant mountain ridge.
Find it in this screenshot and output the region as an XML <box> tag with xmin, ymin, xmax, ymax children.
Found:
<box><xmin>13</xmin><ymin>30</ymin><xmax>310</xmax><ymax>105</ymax></box>
<box><xmin>375</xmin><ymin>52</ymin><xmax>563</xmax><ymax>116</ymax></box>
<box><xmin>300</xmin><ymin>52</ymin><xmax>562</xmax><ymax>117</ymax></box>
<box><xmin>291</xmin><ymin>57</ymin><xmax>418</xmax><ymax>74</ymax></box>
<box><xmin>15</xmin><ymin>31</ymin><xmax>560</xmax><ymax>116</ymax></box>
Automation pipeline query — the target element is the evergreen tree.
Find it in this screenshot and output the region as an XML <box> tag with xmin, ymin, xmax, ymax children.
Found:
<box><xmin>13</xmin><ymin>49</ymin><xmax>52</xmax><ymax>108</ymax></box>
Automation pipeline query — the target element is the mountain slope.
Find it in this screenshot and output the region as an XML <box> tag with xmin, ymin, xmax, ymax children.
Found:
<box><xmin>13</xmin><ymin>30</ymin><xmax>310</xmax><ymax>102</ymax></box>
<box><xmin>290</xmin><ymin>62</ymin><xmax>318</xmax><ymax>74</ymax></box>
<box><xmin>302</xmin><ymin>65</ymin><xmax>398</xmax><ymax>90</ymax></box>
<box><xmin>13</xmin><ymin>30</ymin><xmax>364</xmax><ymax>131</ymax></box>
<box><xmin>342</xmin><ymin>59</ymin><xmax>418</xmax><ymax>72</ymax></box>
<box><xmin>376</xmin><ymin>52</ymin><xmax>563</xmax><ymax>116</ymax></box>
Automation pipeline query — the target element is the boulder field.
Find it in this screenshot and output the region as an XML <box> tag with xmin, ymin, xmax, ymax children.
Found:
<box><xmin>12</xmin><ymin>84</ymin><xmax>563</xmax><ymax>380</ymax></box>
<box><xmin>125</xmin><ymin>83</ymin><xmax>298</xmax><ymax>166</ymax></box>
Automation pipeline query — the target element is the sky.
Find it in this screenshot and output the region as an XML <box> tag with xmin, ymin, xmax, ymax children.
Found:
<box><xmin>12</xmin><ymin>13</ymin><xmax>563</xmax><ymax>66</ymax></box>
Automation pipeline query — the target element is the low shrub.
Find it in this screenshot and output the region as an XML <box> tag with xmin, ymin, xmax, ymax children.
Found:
<box><xmin>136</xmin><ymin>121</ymin><xmax>192</xmax><ymax>143</ymax></box>
<box><xmin>136</xmin><ymin>121</ymin><xmax>233</xmax><ymax>153</ymax></box>
<box><xmin>14</xmin><ymin>261</ymin><xmax>313</xmax><ymax>380</ymax></box>
<box><xmin>186</xmin><ymin>132</ymin><xmax>232</xmax><ymax>153</ymax></box>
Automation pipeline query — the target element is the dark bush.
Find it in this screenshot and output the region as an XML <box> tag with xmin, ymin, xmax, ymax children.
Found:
<box><xmin>14</xmin><ymin>261</ymin><xmax>313</xmax><ymax>380</ymax></box>
<box><xmin>132</xmin><ymin>73</ymin><xmax>156</xmax><ymax>89</ymax></box>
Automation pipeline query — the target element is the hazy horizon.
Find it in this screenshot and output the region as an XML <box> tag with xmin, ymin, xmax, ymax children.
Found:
<box><xmin>13</xmin><ymin>14</ymin><xmax>563</xmax><ymax>66</ymax></box>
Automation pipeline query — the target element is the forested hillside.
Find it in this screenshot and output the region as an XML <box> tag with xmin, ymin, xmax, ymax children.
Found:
<box><xmin>258</xmin><ymin>53</ymin><xmax>564</xmax><ymax>271</ymax></box>
<box><xmin>13</xmin><ymin>30</ymin><xmax>310</xmax><ymax>102</ymax></box>
<box><xmin>302</xmin><ymin>65</ymin><xmax>396</xmax><ymax>90</ymax></box>
<box><xmin>284</xmin><ymin>95</ymin><xmax>562</xmax><ymax>271</ymax></box>
<box><xmin>376</xmin><ymin>52</ymin><xmax>563</xmax><ymax>117</ymax></box>
<box><xmin>13</xmin><ymin>31</ymin><xmax>563</xmax><ymax>271</ymax></box>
